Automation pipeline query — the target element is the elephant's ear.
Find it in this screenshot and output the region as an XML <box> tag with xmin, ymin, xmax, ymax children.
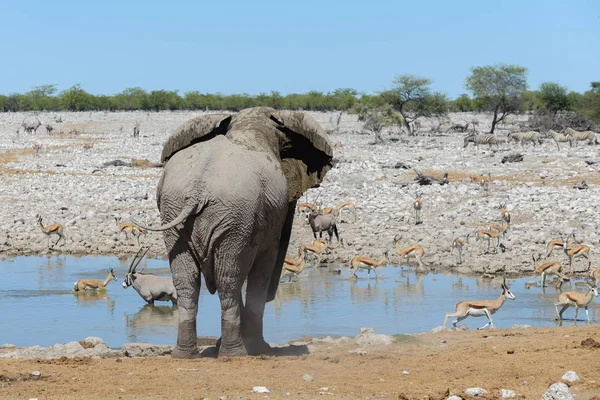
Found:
<box><xmin>270</xmin><ymin>111</ymin><xmax>334</xmax><ymax>202</ymax></box>
<box><xmin>161</xmin><ymin>114</ymin><xmax>233</xmax><ymax>163</ymax></box>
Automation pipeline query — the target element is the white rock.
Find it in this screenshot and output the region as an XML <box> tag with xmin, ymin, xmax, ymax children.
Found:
<box><xmin>303</xmin><ymin>374</ymin><xmax>313</xmax><ymax>382</ymax></box>
<box><xmin>446</xmin><ymin>396</ymin><xmax>462</xmax><ymax>400</ymax></box>
<box><xmin>541</xmin><ymin>382</ymin><xmax>573</xmax><ymax>400</ymax></box>
<box><xmin>252</xmin><ymin>386</ymin><xmax>270</xmax><ymax>393</ymax></box>
<box><xmin>561</xmin><ymin>370</ymin><xmax>579</xmax><ymax>382</ymax></box>
<box><xmin>500</xmin><ymin>389</ymin><xmax>516</xmax><ymax>398</ymax></box>
<box><xmin>464</xmin><ymin>387</ymin><xmax>487</xmax><ymax>397</ymax></box>
<box><xmin>402</xmin><ymin>371</ymin><xmax>409</xmax><ymax>375</ymax></box>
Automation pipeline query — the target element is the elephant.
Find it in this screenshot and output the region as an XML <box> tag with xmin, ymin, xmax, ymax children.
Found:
<box><xmin>136</xmin><ymin>107</ymin><xmax>332</xmax><ymax>358</ymax></box>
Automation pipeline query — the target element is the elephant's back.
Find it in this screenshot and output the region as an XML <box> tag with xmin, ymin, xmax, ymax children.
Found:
<box><xmin>161</xmin><ymin>136</ymin><xmax>287</xmax><ymax>212</ymax></box>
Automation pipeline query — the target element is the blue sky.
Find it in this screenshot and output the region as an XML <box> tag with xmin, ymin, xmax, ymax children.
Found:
<box><xmin>1</xmin><ymin>0</ymin><xmax>598</xmax><ymax>98</ymax></box>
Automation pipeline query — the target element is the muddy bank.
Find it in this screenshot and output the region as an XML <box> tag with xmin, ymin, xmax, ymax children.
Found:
<box><xmin>1</xmin><ymin>325</ymin><xmax>599</xmax><ymax>399</ymax></box>
<box><xmin>1</xmin><ymin>111</ymin><xmax>598</xmax><ymax>277</ymax></box>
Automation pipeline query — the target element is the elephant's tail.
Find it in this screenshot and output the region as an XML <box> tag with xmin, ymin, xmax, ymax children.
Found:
<box><xmin>132</xmin><ymin>201</ymin><xmax>204</xmax><ymax>232</ymax></box>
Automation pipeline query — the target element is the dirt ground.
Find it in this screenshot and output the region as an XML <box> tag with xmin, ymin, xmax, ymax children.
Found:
<box><xmin>2</xmin><ymin>326</ymin><xmax>600</xmax><ymax>400</ymax></box>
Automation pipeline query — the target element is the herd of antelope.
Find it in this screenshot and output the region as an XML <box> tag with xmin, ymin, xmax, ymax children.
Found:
<box><xmin>34</xmin><ymin>214</ymin><xmax>147</xmax><ymax>250</ymax></box>
<box><xmin>286</xmin><ymin>171</ymin><xmax>599</xmax><ymax>328</ymax></box>
<box><xmin>33</xmin><ymin>123</ymin><xmax>600</xmax><ymax>329</ymax></box>
<box><xmin>35</xmin><ymin>213</ymin><xmax>171</xmax><ymax>305</ymax></box>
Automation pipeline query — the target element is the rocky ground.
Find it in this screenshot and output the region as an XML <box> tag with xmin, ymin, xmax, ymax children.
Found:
<box><xmin>1</xmin><ymin>110</ymin><xmax>599</xmax><ymax>278</ymax></box>
<box><xmin>1</xmin><ymin>325</ymin><xmax>599</xmax><ymax>399</ymax></box>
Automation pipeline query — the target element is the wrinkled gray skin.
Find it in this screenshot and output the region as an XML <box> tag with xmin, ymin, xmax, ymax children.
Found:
<box><xmin>138</xmin><ymin>107</ymin><xmax>332</xmax><ymax>358</ymax></box>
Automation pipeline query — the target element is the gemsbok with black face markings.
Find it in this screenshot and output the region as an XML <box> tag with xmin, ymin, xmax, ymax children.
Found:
<box><xmin>123</xmin><ymin>247</ymin><xmax>178</xmax><ymax>305</ymax></box>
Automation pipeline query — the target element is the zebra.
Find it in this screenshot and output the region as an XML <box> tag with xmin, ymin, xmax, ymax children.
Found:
<box><xmin>564</xmin><ymin>127</ymin><xmax>598</xmax><ymax>146</ymax></box>
<box><xmin>507</xmin><ymin>131</ymin><xmax>542</xmax><ymax>148</ymax></box>
<box><xmin>463</xmin><ymin>134</ymin><xmax>500</xmax><ymax>150</ymax></box>
<box><xmin>548</xmin><ymin>129</ymin><xmax>573</xmax><ymax>150</ymax></box>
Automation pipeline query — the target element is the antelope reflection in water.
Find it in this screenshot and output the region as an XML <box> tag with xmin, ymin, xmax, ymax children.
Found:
<box><xmin>73</xmin><ymin>290</ymin><xmax>115</xmax><ymax>313</ymax></box>
<box><xmin>124</xmin><ymin>304</ymin><xmax>178</xmax><ymax>342</ymax></box>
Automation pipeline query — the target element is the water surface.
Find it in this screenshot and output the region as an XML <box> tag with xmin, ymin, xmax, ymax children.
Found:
<box><xmin>0</xmin><ymin>256</ymin><xmax>596</xmax><ymax>348</ymax></box>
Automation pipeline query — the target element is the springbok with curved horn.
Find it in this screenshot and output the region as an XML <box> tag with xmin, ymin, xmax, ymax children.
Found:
<box><xmin>74</xmin><ymin>269</ymin><xmax>117</xmax><ymax>291</ymax></box>
<box><xmin>36</xmin><ymin>214</ymin><xmax>65</xmax><ymax>248</ymax></box>
<box><xmin>554</xmin><ymin>279</ymin><xmax>599</xmax><ymax>322</ymax></box>
<box><xmin>443</xmin><ymin>278</ymin><xmax>516</xmax><ymax>329</ymax></box>
<box><xmin>123</xmin><ymin>247</ymin><xmax>178</xmax><ymax>305</ymax></box>
<box><xmin>349</xmin><ymin>251</ymin><xmax>389</xmax><ymax>279</ymax></box>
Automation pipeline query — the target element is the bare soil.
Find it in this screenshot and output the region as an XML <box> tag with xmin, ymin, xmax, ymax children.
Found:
<box><xmin>2</xmin><ymin>325</ymin><xmax>600</xmax><ymax>399</ymax></box>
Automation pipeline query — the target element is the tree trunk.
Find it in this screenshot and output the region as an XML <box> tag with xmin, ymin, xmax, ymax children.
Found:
<box><xmin>399</xmin><ymin>110</ymin><xmax>413</xmax><ymax>136</ymax></box>
<box><xmin>490</xmin><ymin>105</ymin><xmax>500</xmax><ymax>134</ymax></box>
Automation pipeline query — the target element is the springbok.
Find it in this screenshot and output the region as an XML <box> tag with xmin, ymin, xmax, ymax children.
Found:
<box><xmin>115</xmin><ymin>216</ymin><xmax>136</xmax><ymax>240</ymax></box>
<box><xmin>393</xmin><ymin>235</ymin><xmax>426</xmax><ymax>269</ymax></box>
<box><xmin>299</xmin><ymin>239</ymin><xmax>329</xmax><ymax>267</ymax></box>
<box><xmin>326</xmin><ymin>237</ymin><xmax>345</xmax><ymax>259</ymax></box>
<box><xmin>413</xmin><ymin>193</ymin><xmax>422</xmax><ymax>225</ymax></box>
<box><xmin>318</xmin><ymin>201</ymin><xmax>357</xmax><ymax>223</ymax></box>
<box><xmin>74</xmin><ymin>269</ymin><xmax>117</xmax><ymax>291</ymax></box>
<box><xmin>475</xmin><ymin>226</ymin><xmax>506</xmax><ymax>254</ymax></box>
<box><xmin>532</xmin><ymin>254</ymin><xmax>568</xmax><ymax>288</ymax></box>
<box><xmin>281</xmin><ymin>247</ymin><xmax>308</xmax><ymax>282</ymax></box>
<box><xmin>451</xmin><ymin>234</ymin><xmax>470</xmax><ymax>265</ymax></box>
<box><xmin>349</xmin><ymin>251</ymin><xmax>389</xmax><ymax>279</ymax></box>
<box><xmin>122</xmin><ymin>247</ymin><xmax>178</xmax><ymax>305</ymax></box>
<box><xmin>36</xmin><ymin>215</ymin><xmax>65</xmax><ymax>248</ymax></box>
<box><xmin>545</xmin><ymin>233</ymin><xmax>572</xmax><ymax>259</ymax></box>
<box><xmin>443</xmin><ymin>278</ymin><xmax>516</xmax><ymax>329</ymax></box>
<box><xmin>590</xmin><ymin>268</ymin><xmax>600</xmax><ymax>287</ymax></box>
<box><xmin>554</xmin><ymin>279</ymin><xmax>599</xmax><ymax>322</ymax></box>
<box><xmin>499</xmin><ymin>203</ymin><xmax>510</xmax><ymax>227</ymax></box>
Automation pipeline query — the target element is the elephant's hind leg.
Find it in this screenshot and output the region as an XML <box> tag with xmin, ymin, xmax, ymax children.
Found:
<box><xmin>168</xmin><ymin>234</ymin><xmax>202</xmax><ymax>359</ymax></box>
<box><xmin>242</xmin><ymin>249</ymin><xmax>278</xmax><ymax>355</ymax></box>
<box><xmin>215</xmin><ymin>251</ymin><xmax>249</xmax><ymax>357</ymax></box>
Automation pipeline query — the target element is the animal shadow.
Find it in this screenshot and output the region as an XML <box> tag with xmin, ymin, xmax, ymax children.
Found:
<box><xmin>199</xmin><ymin>343</ymin><xmax>310</xmax><ymax>358</ymax></box>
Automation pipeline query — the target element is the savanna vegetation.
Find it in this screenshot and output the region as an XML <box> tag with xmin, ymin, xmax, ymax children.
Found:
<box><xmin>1</xmin><ymin>64</ymin><xmax>598</xmax><ymax>129</ymax></box>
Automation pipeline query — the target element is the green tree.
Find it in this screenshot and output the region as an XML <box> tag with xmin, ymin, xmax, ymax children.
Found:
<box><xmin>577</xmin><ymin>82</ymin><xmax>600</xmax><ymax>123</ymax></box>
<box><xmin>58</xmin><ymin>84</ymin><xmax>93</xmax><ymax>111</ymax></box>
<box><xmin>328</xmin><ymin>88</ymin><xmax>359</xmax><ymax>110</ymax></box>
<box><xmin>380</xmin><ymin>74</ymin><xmax>447</xmax><ymax>134</ymax></box>
<box><xmin>537</xmin><ymin>82</ymin><xmax>569</xmax><ymax>115</ymax></box>
<box><xmin>465</xmin><ymin>64</ymin><xmax>528</xmax><ymax>133</ymax></box>
<box><xmin>147</xmin><ymin>90</ymin><xmax>184</xmax><ymax>111</ymax></box>
<box><xmin>452</xmin><ymin>94</ymin><xmax>473</xmax><ymax>112</ymax></box>
<box><xmin>20</xmin><ymin>84</ymin><xmax>58</xmax><ymax>111</ymax></box>
<box><xmin>113</xmin><ymin>87</ymin><xmax>148</xmax><ymax>110</ymax></box>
